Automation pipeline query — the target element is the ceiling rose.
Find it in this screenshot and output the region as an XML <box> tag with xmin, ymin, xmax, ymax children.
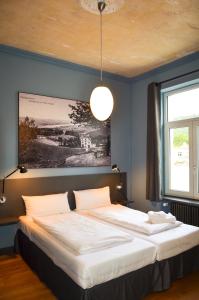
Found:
<box><xmin>80</xmin><ymin>0</ymin><xmax>125</xmax><ymax>14</ymax></box>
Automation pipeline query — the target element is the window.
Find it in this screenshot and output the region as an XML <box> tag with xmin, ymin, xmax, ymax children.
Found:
<box><xmin>163</xmin><ymin>82</ymin><xmax>199</xmax><ymax>199</ymax></box>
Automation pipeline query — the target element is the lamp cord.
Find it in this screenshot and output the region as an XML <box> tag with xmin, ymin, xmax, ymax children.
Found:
<box><xmin>100</xmin><ymin>10</ymin><xmax>103</xmax><ymax>82</ymax></box>
<box><xmin>98</xmin><ymin>1</ymin><xmax>106</xmax><ymax>83</ymax></box>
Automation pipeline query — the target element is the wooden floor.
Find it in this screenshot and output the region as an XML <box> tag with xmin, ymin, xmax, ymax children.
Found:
<box><xmin>0</xmin><ymin>255</ymin><xmax>199</xmax><ymax>300</ymax></box>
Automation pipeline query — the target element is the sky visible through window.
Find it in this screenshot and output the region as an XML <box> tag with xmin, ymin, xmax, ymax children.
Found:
<box><xmin>168</xmin><ymin>87</ymin><xmax>199</xmax><ymax>121</ymax></box>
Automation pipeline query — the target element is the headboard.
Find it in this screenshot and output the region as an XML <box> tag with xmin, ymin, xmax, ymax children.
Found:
<box><xmin>0</xmin><ymin>173</ymin><xmax>126</xmax><ymax>218</ymax></box>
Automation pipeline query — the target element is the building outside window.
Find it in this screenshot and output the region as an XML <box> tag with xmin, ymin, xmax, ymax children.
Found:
<box><xmin>162</xmin><ymin>81</ymin><xmax>199</xmax><ymax>200</ymax></box>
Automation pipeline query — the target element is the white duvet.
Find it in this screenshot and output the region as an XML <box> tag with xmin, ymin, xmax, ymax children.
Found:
<box><xmin>20</xmin><ymin>216</ymin><xmax>157</xmax><ymax>288</ymax></box>
<box><xmin>33</xmin><ymin>212</ymin><xmax>133</xmax><ymax>255</ymax></box>
<box><xmin>88</xmin><ymin>205</ymin><xmax>182</xmax><ymax>235</ymax></box>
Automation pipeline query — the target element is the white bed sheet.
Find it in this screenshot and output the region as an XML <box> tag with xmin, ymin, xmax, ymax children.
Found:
<box><xmin>77</xmin><ymin>206</ymin><xmax>199</xmax><ymax>261</ymax></box>
<box><xmin>19</xmin><ymin>216</ymin><xmax>156</xmax><ymax>289</ymax></box>
<box><xmin>132</xmin><ymin>223</ymin><xmax>199</xmax><ymax>261</ymax></box>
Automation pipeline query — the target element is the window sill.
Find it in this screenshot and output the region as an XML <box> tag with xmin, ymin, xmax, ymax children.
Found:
<box><xmin>163</xmin><ymin>196</ymin><xmax>199</xmax><ymax>207</ymax></box>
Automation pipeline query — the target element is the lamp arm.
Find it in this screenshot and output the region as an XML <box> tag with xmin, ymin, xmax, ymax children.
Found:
<box><xmin>1</xmin><ymin>166</ymin><xmax>27</xmax><ymax>204</ymax></box>
<box><xmin>4</xmin><ymin>168</ymin><xmax>19</xmax><ymax>179</ymax></box>
<box><xmin>2</xmin><ymin>178</ymin><xmax>5</xmax><ymax>195</ymax></box>
<box><xmin>0</xmin><ymin>178</ymin><xmax>6</xmax><ymax>204</ymax></box>
<box><xmin>1</xmin><ymin>168</ymin><xmax>18</xmax><ymax>196</ymax></box>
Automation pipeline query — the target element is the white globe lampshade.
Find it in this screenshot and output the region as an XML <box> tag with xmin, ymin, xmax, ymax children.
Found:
<box><xmin>90</xmin><ymin>86</ymin><xmax>114</xmax><ymax>121</ymax></box>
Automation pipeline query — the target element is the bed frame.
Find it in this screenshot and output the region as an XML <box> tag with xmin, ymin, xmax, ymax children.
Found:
<box><xmin>17</xmin><ymin>230</ymin><xmax>156</xmax><ymax>300</ymax></box>
<box><xmin>2</xmin><ymin>173</ymin><xmax>199</xmax><ymax>300</ymax></box>
<box><xmin>16</xmin><ymin>230</ymin><xmax>199</xmax><ymax>300</ymax></box>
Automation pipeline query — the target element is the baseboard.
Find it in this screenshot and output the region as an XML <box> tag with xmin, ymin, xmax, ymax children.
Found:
<box><xmin>0</xmin><ymin>247</ymin><xmax>15</xmax><ymax>256</ymax></box>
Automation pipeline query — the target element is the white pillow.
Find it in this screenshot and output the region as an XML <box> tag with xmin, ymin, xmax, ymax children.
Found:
<box><xmin>74</xmin><ymin>186</ymin><xmax>111</xmax><ymax>210</ymax></box>
<box><xmin>22</xmin><ymin>192</ymin><xmax>70</xmax><ymax>217</ymax></box>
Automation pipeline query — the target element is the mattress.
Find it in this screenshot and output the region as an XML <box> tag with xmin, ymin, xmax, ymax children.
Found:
<box><xmin>78</xmin><ymin>206</ymin><xmax>199</xmax><ymax>261</ymax></box>
<box><xmin>19</xmin><ymin>216</ymin><xmax>156</xmax><ymax>289</ymax></box>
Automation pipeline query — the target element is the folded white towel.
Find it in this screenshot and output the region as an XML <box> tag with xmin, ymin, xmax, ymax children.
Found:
<box><xmin>148</xmin><ymin>211</ymin><xmax>176</xmax><ymax>224</ymax></box>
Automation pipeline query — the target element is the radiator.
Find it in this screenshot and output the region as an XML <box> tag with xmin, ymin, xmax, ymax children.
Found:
<box><xmin>170</xmin><ymin>202</ymin><xmax>199</xmax><ymax>227</ymax></box>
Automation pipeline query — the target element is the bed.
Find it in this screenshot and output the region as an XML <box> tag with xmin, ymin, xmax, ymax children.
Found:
<box><xmin>73</xmin><ymin>187</ymin><xmax>199</xmax><ymax>293</ymax></box>
<box><xmin>6</xmin><ymin>174</ymin><xmax>198</xmax><ymax>299</ymax></box>
<box><xmin>17</xmin><ymin>214</ymin><xmax>199</xmax><ymax>300</ymax></box>
<box><xmin>83</xmin><ymin>204</ymin><xmax>199</xmax><ymax>261</ymax></box>
<box><xmin>17</xmin><ymin>214</ymin><xmax>158</xmax><ymax>300</ymax></box>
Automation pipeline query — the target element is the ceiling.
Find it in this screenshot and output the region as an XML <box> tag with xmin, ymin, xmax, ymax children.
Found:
<box><xmin>0</xmin><ymin>0</ymin><xmax>199</xmax><ymax>78</ymax></box>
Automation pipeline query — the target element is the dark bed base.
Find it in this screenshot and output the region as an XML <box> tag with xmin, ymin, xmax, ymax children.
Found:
<box><xmin>16</xmin><ymin>230</ymin><xmax>199</xmax><ymax>300</ymax></box>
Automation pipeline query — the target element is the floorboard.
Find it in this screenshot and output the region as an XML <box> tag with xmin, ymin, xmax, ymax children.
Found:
<box><xmin>0</xmin><ymin>255</ymin><xmax>199</xmax><ymax>300</ymax></box>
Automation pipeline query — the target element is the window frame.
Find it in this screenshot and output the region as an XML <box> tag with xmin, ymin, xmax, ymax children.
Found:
<box><xmin>163</xmin><ymin>82</ymin><xmax>199</xmax><ymax>200</ymax></box>
<box><xmin>193</xmin><ymin>120</ymin><xmax>199</xmax><ymax>199</ymax></box>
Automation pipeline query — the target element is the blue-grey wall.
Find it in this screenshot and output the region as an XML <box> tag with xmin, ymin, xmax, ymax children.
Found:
<box><xmin>0</xmin><ymin>47</ymin><xmax>132</xmax><ymax>183</ymax></box>
<box><xmin>131</xmin><ymin>53</ymin><xmax>199</xmax><ymax>212</ymax></box>
<box><xmin>0</xmin><ymin>45</ymin><xmax>199</xmax><ymax>249</ymax></box>
<box><xmin>0</xmin><ymin>224</ymin><xmax>18</xmax><ymax>251</ymax></box>
<box><xmin>0</xmin><ymin>46</ymin><xmax>132</xmax><ymax>249</ymax></box>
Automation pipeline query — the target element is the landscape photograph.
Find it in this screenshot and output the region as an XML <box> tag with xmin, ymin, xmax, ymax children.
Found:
<box><xmin>18</xmin><ymin>93</ymin><xmax>111</xmax><ymax>168</ymax></box>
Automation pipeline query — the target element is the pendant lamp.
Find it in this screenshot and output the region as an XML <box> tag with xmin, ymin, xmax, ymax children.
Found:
<box><xmin>80</xmin><ymin>0</ymin><xmax>124</xmax><ymax>121</ymax></box>
<box><xmin>90</xmin><ymin>1</ymin><xmax>113</xmax><ymax>121</ymax></box>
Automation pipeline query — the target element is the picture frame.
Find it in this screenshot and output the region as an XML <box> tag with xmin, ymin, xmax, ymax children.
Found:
<box><xmin>18</xmin><ymin>92</ymin><xmax>111</xmax><ymax>168</ymax></box>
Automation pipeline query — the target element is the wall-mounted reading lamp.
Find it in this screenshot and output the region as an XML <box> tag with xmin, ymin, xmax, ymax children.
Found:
<box><xmin>0</xmin><ymin>165</ymin><xmax>27</xmax><ymax>204</ymax></box>
<box><xmin>112</xmin><ymin>164</ymin><xmax>123</xmax><ymax>190</ymax></box>
<box><xmin>112</xmin><ymin>164</ymin><xmax>133</xmax><ymax>206</ymax></box>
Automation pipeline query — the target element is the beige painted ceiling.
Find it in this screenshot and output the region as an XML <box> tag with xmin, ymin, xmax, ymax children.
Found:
<box><xmin>0</xmin><ymin>0</ymin><xmax>199</xmax><ymax>78</ymax></box>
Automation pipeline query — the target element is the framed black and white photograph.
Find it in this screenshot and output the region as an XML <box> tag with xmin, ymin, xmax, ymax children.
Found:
<box><xmin>18</xmin><ymin>93</ymin><xmax>111</xmax><ymax>168</ymax></box>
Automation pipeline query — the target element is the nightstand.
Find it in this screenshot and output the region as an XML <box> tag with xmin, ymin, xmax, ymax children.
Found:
<box><xmin>113</xmin><ymin>200</ymin><xmax>134</xmax><ymax>207</ymax></box>
<box><xmin>0</xmin><ymin>216</ymin><xmax>19</xmax><ymax>226</ymax></box>
<box><xmin>0</xmin><ymin>217</ymin><xmax>19</xmax><ymax>255</ymax></box>
<box><xmin>122</xmin><ymin>200</ymin><xmax>134</xmax><ymax>207</ymax></box>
